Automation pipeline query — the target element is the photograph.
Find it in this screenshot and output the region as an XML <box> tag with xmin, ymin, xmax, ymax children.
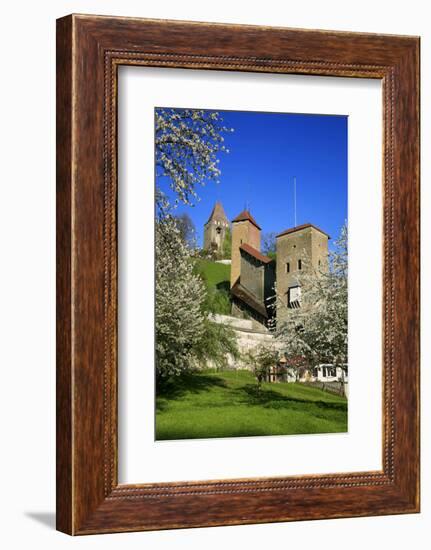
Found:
<box><xmin>154</xmin><ymin>107</ymin><xmax>348</xmax><ymax>440</ymax></box>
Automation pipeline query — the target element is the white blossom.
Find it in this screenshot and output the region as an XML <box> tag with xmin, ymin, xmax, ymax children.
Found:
<box><xmin>155</xmin><ymin>108</ymin><xmax>233</xmax><ymax>207</ymax></box>
<box><xmin>155</xmin><ymin>212</ymin><xmax>206</xmax><ymax>379</ymax></box>
<box><xmin>275</xmin><ymin>224</ymin><xmax>348</xmax><ymax>370</ymax></box>
<box><xmin>154</xmin><ymin>109</ymin><xmax>237</xmax><ymax>380</ymax></box>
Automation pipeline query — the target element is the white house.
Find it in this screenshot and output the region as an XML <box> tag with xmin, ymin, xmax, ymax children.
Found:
<box><xmin>313</xmin><ymin>364</ymin><xmax>348</xmax><ymax>383</ymax></box>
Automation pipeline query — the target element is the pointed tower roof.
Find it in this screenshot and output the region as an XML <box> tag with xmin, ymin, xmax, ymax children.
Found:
<box><xmin>205</xmin><ymin>201</ymin><xmax>229</xmax><ymax>225</ymax></box>
<box><xmin>231</xmin><ymin>209</ymin><xmax>261</xmax><ymax>230</ymax></box>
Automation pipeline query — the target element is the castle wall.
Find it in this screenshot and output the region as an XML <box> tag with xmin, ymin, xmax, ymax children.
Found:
<box><xmin>240</xmin><ymin>252</ymin><xmax>265</xmax><ymax>301</ymax></box>
<box><xmin>230</xmin><ymin>220</ymin><xmax>261</xmax><ymax>287</ymax></box>
<box><xmin>198</xmin><ymin>314</ymin><xmax>276</xmax><ymax>370</ymax></box>
<box><xmin>231</xmin><ymin>300</ymin><xmax>268</xmax><ymax>331</ymax></box>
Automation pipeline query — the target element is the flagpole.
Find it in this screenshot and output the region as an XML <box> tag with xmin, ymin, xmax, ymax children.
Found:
<box><xmin>293</xmin><ymin>176</ymin><xmax>297</xmax><ymax>227</ymax></box>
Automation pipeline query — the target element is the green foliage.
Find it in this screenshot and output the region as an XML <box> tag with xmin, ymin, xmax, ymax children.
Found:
<box><xmin>174</xmin><ymin>212</ymin><xmax>196</xmax><ymax>248</ymax></box>
<box><xmin>262</xmin><ymin>232</ymin><xmax>276</xmax><ymax>255</ymax></box>
<box><xmin>261</xmin><ymin>232</ymin><xmax>276</xmax><ymax>262</ymax></box>
<box><xmin>222</xmin><ymin>227</ymin><xmax>232</xmax><ymax>259</ymax></box>
<box><xmin>245</xmin><ymin>344</ymin><xmax>279</xmax><ymax>390</ymax></box>
<box><xmin>156</xmin><ymin>370</ymin><xmax>347</xmax><ymax>440</ymax></box>
<box><xmin>193</xmin><ymin>259</ymin><xmax>232</xmax><ymax>314</ymax></box>
<box><xmin>203</xmin><ymin>287</ymin><xmax>231</xmax><ymax>315</ymax></box>
<box><xmin>194</xmin><ymin>318</ymin><xmax>239</xmax><ymax>370</ymax></box>
<box><xmin>194</xmin><ymin>259</ymin><xmax>230</xmax><ymax>288</ymax></box>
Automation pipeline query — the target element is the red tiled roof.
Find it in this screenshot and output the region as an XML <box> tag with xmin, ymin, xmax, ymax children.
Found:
<box><xmin>231</xmin><ymin>281</ymin><xmax>268</xmax><ymax>318</ymax></box>
<box><xmin>276</xmin><ymin>223</ymin><xmax>330</xmax><ymax>239</ymax></box>
<box><xmin>231</xmin><ymin>210</ymin><xmax>261</xmax><ymax>230</ymax></box>
<box><xmin>240</xmin><ymin>243</ymin><xmax>274</xmax><ymax>264</ymax></box>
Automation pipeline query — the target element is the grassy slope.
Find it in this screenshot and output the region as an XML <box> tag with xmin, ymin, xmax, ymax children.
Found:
<box><xmin>194</xmin><ymin>259</ymin><xmax>230</xmax><ymax>289</ymax></box>
<box><xmin>194</xmin><ymin>259</ymin><xmax>231</xmax><ymax>314</ymax></box>
<box><xmin>156</xmin><ymin>370</ymin><xmax>347</xmax><ymax>440</ymax></box>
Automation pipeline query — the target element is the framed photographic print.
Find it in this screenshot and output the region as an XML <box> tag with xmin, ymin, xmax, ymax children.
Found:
<box><xmin>56</xmin><ymin>14</ymin><xmax>420</xmax><ymax>535</ymax></box>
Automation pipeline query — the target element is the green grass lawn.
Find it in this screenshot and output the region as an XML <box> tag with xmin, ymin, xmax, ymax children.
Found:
<box><xmin>194</xmin><ymin>258</ymin><xmax>230</xmax><ymax>289</ymax></box>
<box><xmin>156</xmin><ymin>370</ymin><xmax>347</xmax><ymax>440</ymax></box>
<box><xmin>194</xmin><ymin>259</ymin><xmax>231</xmax><ymax>314</ymax></box>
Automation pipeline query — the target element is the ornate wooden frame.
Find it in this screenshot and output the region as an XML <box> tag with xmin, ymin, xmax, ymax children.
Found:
<box><xmin>56</xmin><ymin>14</ymin><xmax>420</xmax><ymax>535</ymax></box>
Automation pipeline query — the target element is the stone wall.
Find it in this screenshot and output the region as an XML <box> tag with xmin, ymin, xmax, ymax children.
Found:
<box><xmin>207</xmin><ymin>314</ymin><xmax>280</xmax><ymax>370</ymax></box>
<box><xmin>240</xmin><ymin>251</ymin><xmax>264</xmax><ymax>301</ymax></box>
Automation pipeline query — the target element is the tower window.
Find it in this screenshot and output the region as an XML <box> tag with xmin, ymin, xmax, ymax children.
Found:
<box><xmin>285</xmin><ymin>262</ymin><xmax>290</xmax><ymax>274</ymax></box>
<box><xmin>298</xmin><ymin>259</ymin><xmax>302</xmax><ymax>270</ymax></box>
<box><xmin>288</xmin><ymin>285</ymin><xmax>301</xmax><ymax>308</ymax></box>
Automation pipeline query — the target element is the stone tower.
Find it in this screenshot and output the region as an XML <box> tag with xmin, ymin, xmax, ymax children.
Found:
<box><xmin>203</xmin><ymin>201</ymin><xmax>229</xmax><ymax>256</ymax></box>
<box><xmin>276</xmin><ymin>223</ymin><xmax>329</xmax><ymax>322</ymax></box>
<box><xmin>230</xmin><ymin>209</ymin><xmax>261</xmax><ymax>288</ymax></box>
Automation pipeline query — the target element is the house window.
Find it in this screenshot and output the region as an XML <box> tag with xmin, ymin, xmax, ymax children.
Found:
<box><xmin>298</xmin><ymin>259</ymin><xmax>302</xmax><ymax>270</ymax></box>
<box><xmin>285</xmin><ymin>262</ymin><xmax>290</xmax><ymax>274</ymax></box>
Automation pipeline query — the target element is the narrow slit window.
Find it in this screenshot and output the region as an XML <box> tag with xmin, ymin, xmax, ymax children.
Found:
<box><xmin>286</xmin><ymin>262</ymin><xmax>290</xmax><ymax>273</ymax></box>
<box><xmin>298</xmin><ymin>259</ymin><xmax>302</xmax><ymax>270</ymax></box>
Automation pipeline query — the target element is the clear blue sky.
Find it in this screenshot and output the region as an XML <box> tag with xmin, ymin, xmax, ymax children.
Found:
<box><xmin>157</xmin><ymin>109</ymin><xmax>347</xmax><ymax>248</ymax></box>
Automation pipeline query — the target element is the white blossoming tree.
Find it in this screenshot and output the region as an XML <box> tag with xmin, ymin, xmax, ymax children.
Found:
<box><xmin>155</xmin><ymin>212</ymin><xmax>206</xmax><ymax>380</ymax></box>
<box><xmin>275</xmin><ymin>224</ymin><xmax>348</xmax><ymax>373</ymax></box>
<box><xmin>155</xmin><ymin>108</ymin><xmax>236</xmax><ymax>381</ymax></box>
<box><xmin>155</xmin><ymin>108</ymin><xmax>233</xmax><ymax>207</ymax></box>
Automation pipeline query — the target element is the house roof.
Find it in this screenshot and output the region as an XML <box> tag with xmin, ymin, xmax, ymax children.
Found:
<box><xmin>205</xmin><ymin>201</ymin><xmax>229</xmax><ymax>225</ymax></box>
<box><xmin>276</xmin><ymin>223</ymin><xmax>330</xmax><ymax>239</ymax></box>
<box><xmin>231</xmin><ymin>281</ymin><xmax>268</xmax><ymax>318</ymax></box>
<box><xmin>240</xmin><ymin>243</ymin><xmax>274</xmax><ymax>265</ymax></box>
<box><xmin>231</xmin><ymin>209</ymin><xmax>261</xmax><ymax>230</ymax></box>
